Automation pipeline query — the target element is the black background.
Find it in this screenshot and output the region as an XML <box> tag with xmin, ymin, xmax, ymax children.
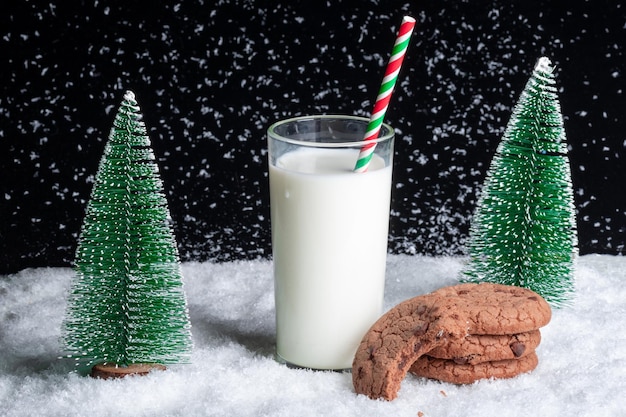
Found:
<box><xmin>1</xmin><ymin>0</ymin><xmax>624</xmax><ymax>274</ymax></box>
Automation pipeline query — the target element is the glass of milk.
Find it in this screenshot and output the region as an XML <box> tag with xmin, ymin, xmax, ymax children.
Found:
<box><xmin>267</xmin><ymin>115</ymin><xmax>394</xmax><ymax>370</ymax></box>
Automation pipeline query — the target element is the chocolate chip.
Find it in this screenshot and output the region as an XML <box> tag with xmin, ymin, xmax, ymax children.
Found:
<box><xmin>413</xmin><ymin>321</ymin><xmax>429</xmax><ymax>336</ymax></box>
<box><xmin>510</xmin><ymin>341</ymin><xmax>526</xmax><ymax>357</ymax></box>
<box><xmin>415</xmin><ymin>305</ymin><xmax>427</xmax><ymax>315</ymax></box>
<box><xmin>398</xmin><ymin>355</ymin><xmax>408</xmax><ymax>370</ymax></box>
<box><xmin>367</xmin><ymin>346</ymin><xmax>376</xmax><ymax>360</ymax></box>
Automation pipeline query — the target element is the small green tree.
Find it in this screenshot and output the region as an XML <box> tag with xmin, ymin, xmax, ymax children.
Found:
<box><xmin>462</xmin><ymin>57</ymin><xmax>578</xmax><ymax>306</ymax></box>
<box><xmin>62</xmin><ymin>90</ymin><xmax>193</xmax><ymax>370</ymax></box>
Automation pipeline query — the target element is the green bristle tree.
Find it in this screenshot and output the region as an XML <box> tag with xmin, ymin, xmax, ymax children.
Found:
<box><xmin>62</xmin><ymin>90</ymin><xmax>193</xmax><ymax>371</ymax></box>
<box><xmin>462</xmin><ymin>57</ymin><xmax>578</xmax><ymax>307</ymax></box>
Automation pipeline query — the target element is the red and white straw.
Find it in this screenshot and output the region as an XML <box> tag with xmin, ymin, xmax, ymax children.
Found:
<box><xmin>354</xmin><ymin>16</ymin><xmax>416</xmax><ymax>173</ymax></box>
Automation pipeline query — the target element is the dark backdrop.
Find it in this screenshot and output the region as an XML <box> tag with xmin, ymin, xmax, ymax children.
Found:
<box><xmin>1</xmin><ymin>0</ymin><xmax>624</xmax><ymax>274</ymax></box>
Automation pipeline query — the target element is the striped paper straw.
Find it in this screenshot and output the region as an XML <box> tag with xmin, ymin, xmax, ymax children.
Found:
<box><xmin>354</xmin><ymin>16</ymin><xmax>416</xmax><ymax>173</ymax></box>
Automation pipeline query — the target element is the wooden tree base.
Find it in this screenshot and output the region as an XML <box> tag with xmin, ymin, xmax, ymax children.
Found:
<box><xmin>90</xmin><ymin>363</ymin><xmax>167</xmax><ymax>379</ymax></box>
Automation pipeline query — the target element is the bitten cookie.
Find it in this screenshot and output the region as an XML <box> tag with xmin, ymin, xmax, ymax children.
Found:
<box><xmin>427</xmin><ymin>330</ymin><xmax>541</xmax><ymax>365</ymax></box>
<box><xmin>352</xmin><ymin>283</ymin><xmax>551</xmax><ymax>400</ymax></box>
<box><xmin>352</xmin><ymin>294</ymin><xmax>466</xmax><ymax>401</ymax></box>
<box><xmin>409</xmin><ymin>352</ymin><xmax>539</xmax><ymax>384</ymax></box>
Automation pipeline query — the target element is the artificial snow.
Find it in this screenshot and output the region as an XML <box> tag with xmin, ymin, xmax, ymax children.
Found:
<box><xmin>1</xmin><ymin>254</ymin><xmax>624</xmax><ymax>416</ymax></box>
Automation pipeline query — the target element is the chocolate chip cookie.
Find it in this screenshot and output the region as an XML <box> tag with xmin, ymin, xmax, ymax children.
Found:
<box><xmin>409</xmin><ymin>352</ymin><xmax>539</xmax><ymax>384</ymax></box>
<box><xmin>352</xmin><ymin>283</ymin><xmax>551</xmax><ymax>400</ymax></box>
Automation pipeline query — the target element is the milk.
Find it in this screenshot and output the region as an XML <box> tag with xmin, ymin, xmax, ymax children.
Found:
<box><xmin>269</xmin><ymin>147</ymin><xmax>392</xmax><ymax>369</ymax></box>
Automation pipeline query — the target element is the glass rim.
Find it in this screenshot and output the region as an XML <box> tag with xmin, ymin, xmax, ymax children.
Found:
<box><xmin>267</xmin><ymin>114</ymin><xmax>394</xmax><ymax>148</ymax></box>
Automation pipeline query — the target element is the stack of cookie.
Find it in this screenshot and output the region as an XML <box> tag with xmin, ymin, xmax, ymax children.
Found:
<box><xmin>352</xmin><ymin>283</ymin><xmax>552</xmax><ymax>401</ymax></box>
<box><xmin>408</xmin><ymin>283</ymin><xmax>549</xmax><ymax>385</ymax></box>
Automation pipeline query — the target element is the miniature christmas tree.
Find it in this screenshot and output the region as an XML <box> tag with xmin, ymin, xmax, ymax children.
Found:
<box><xmin>62</xmin><ymin>90</ymin><xmax>193</xmax><ymax>374</ymax></box>
<box><xmin>462</xmin><ymin>57</ymin><xmax>578</xmax><ymax>306</ymax></box>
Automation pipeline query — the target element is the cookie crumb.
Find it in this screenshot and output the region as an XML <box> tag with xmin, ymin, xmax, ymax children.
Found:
<box><xmin>417</xmin><ymin>412</ymin><xmax>424</xmax><ymax>417</ymax></box>
<box><xmin>440</xmin><ymin>390</ymin><xmax>447</xmax><ymax>397</ymax></box>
